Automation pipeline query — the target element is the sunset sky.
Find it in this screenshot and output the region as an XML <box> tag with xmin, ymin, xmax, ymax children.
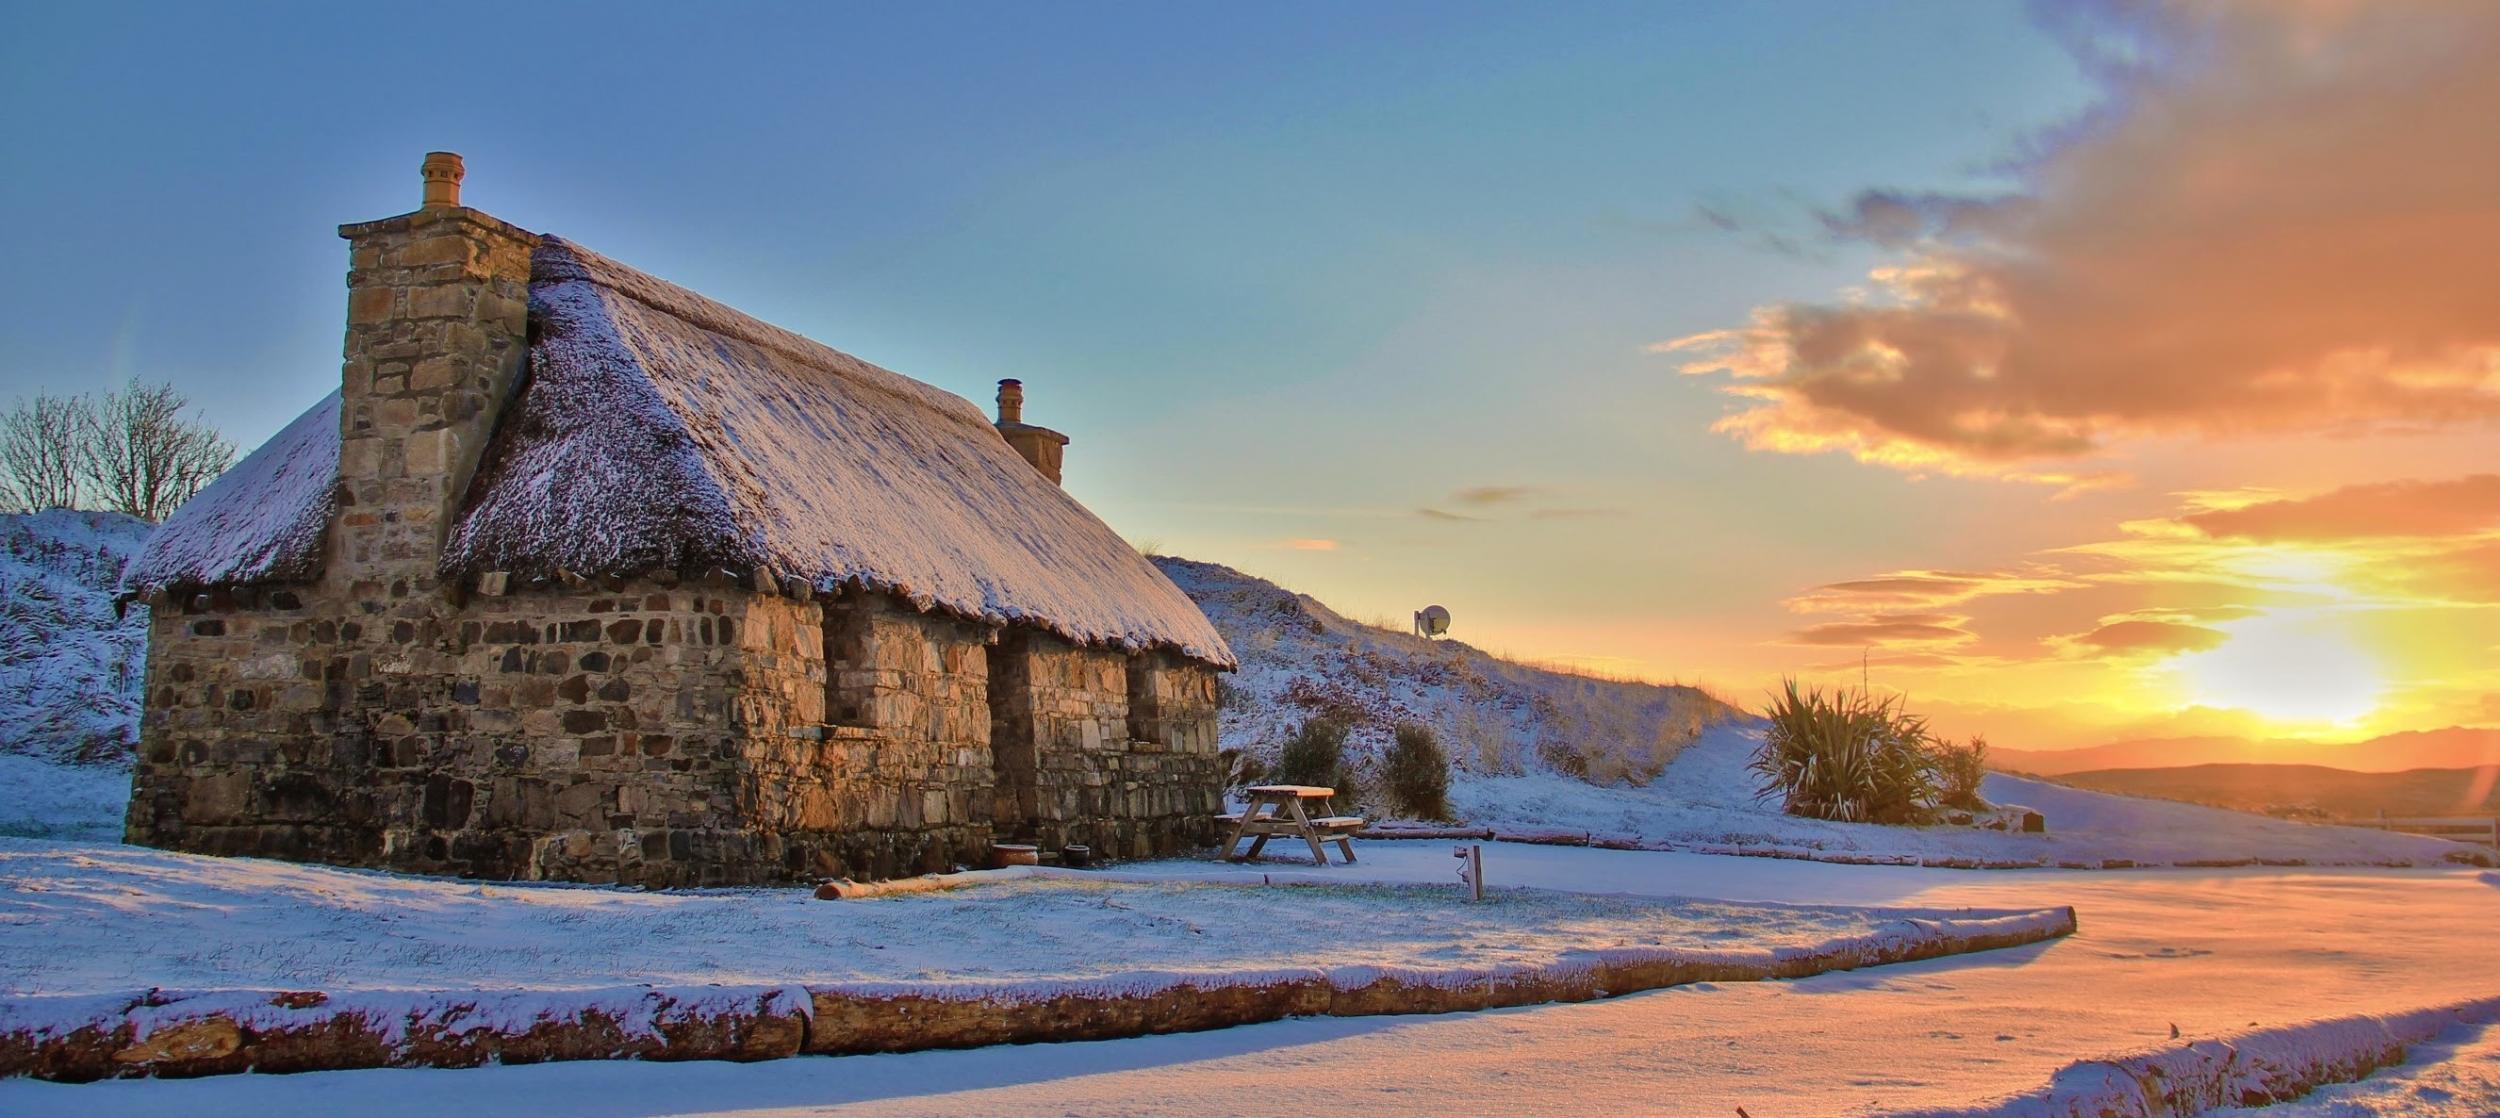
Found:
<box><xmin>4</xmin><ymin>2</ymin><xmax>2495</xmax><ymax>751</ymax></box>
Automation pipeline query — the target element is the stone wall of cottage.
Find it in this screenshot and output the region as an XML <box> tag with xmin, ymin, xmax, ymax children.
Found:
<box><xmin>124</xmin><ymin>581</ymin><xmax>1021</xmax><ymax>886</ymax></box>
<box><xmin>990</xmin><ymin>635</ymin><xmax>1221</xmax><ymax>860</ymax></box>
<box><xmin>738</xmin><ymin>593</ymin><xmax>996</xmax><ymax>881</ymax></box>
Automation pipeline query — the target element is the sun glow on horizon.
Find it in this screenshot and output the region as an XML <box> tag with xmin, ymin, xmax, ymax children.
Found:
<box><xmin>2167</xmin><ymin>609</ymin><xmax>2386</xmax><ymax>730</ymax></box>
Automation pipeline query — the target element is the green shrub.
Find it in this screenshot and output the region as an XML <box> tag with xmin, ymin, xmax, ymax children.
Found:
<box><xmin>1934</xmin><ymin>734</ymin><xmax>1990</xmax><ymax>812</ymax></box>
<box><xmin>1382</xmin><ymin>722</ymin><xmax>1453</xmax><ymax>821</ymax></box>
<box><xmin>1748</xmin><ymin>679</ymin><xmax>1941</xmax><ymax>824</ymax></box>
<box><xmin>1274</xmin><ymin>717</ymin><xmax>1351</xmax><ymax>794</ymax></box>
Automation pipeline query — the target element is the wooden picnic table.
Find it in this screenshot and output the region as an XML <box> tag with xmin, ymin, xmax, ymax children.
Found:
<box><xmin>1219</xmin><ymin>785</ymin><xmax>1364</xmax><ymax>865</ymax></box>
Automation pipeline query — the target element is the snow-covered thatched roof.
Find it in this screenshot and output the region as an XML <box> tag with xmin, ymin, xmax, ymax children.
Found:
<box><xmin>121</xmin><ymin>391</ymin><xmax>339</xmax><ymax>596</ymax></box>
<box><xmin>125</xmin><ymin>236</ymin><xmax>1232</xmax><ymax>667</ymax></box>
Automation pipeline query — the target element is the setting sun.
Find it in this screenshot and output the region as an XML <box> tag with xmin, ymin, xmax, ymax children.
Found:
<box><xmin>2169</xmin><ymin>610</ymin><xmax>2386</xmax><ymax>728</ymax></box>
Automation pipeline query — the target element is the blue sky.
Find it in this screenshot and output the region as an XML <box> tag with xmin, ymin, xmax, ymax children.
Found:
<box><xmin>42</xmin><ymin>2</ymin><xmax>2406</xmax><ymax>744</ymax></box>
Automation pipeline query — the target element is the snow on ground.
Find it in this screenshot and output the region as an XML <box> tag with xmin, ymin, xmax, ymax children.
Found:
<box><xmin>0</xmin><ymin>756</ymin><xmax>126</xmax><ymax>842</ymax></box>
<box><xmin>5</xmin><ymin>841</ymin><xmax>2489</xmax><ymax>1116</ymax></box>
<box><xmin>1448</xmin><ymin>721</ymin><xmax>2479</xmax><ymax>868</ymax></box>
<box><xmin>2209</xmin><ymin>1019</ymin><xmax>2500</xmax><ymax>1117</ymax></box>
<box><xmin>0</xmin><ymin>837</ymin><xmax>2023</xmax><ymax>1004</ymax></box>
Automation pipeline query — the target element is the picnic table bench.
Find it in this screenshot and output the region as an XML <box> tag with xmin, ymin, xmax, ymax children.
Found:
<box><xmin>1219</xmin><ymin>784</ymin><xmax>1364</xmax><ymax>864</ymax></box>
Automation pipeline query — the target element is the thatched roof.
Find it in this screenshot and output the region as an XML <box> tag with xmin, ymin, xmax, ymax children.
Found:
<box><xmin>121</xmin><ymin>390</ymin><xmax>338</xmax><ymax>596</ymax></box>
<box><xmin>126</xmin><ymin>237</ymin><xmax>1232</xmax><ymax>668</ymax></box>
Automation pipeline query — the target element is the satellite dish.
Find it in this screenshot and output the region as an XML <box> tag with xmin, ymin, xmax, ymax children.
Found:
<box><xmin>1413</xmin><ymin>605</ymin><xmax>1452</xmax><ymax>639</ymax></box>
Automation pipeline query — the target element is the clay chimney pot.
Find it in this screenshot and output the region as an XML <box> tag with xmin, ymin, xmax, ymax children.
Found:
<box><xmin>420</xmin><ymin>151</ymin><xmax>465</xmax><ymax>210</ymax></box>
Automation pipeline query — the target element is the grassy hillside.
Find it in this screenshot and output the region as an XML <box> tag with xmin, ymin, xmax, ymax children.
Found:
<box><xmin>1151</xmin><ymin>556</ymin><xmax>1736</xmax><ymax>800</ymax></box>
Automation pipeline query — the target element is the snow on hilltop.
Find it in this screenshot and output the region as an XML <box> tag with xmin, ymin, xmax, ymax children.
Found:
<box><xmin>1149</xmin><ymin>555</ymin><xmax>1734</xmax><ymax>789</ymax></box>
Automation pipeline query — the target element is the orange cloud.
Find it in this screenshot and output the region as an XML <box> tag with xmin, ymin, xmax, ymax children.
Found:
<box><xmin>1669</xmin><ymin>2</ymin><xmax>2500</xmax><ymax>481</ymax></box>
<box><xmin>1786</xmin><ymin>612</ymin><xmax>1974</xmax><ymax>648</ymax></box>
<box><xmin>2066</xmin><ymin>619</ymin><xmax>2226</xmax><ymax>657</ymax></box>
<box><xmin>2183</xmin><ymin>475</ymin><xmax>2500</xmax><ymax>541</ymax></box>
<box><xmin>1787</xmin><ymin>568</ymin><xmax>2082</xmax><ymax>612</ymax></box>
<box><xmin>1283</xmin><ymin>538</ymin><xmax>1339</xmax><ymax>551</ymax></box>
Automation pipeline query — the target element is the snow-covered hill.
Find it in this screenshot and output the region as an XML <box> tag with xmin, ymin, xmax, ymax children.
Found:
<box><xmin>0</xmin><ymin>511</ymin><xmax>151</xmax><ymax>840</ymax></box>
<box><xmin>0</xmin><ymin>510</ymin><xmax>150</xmax><ymax>764</ymax></box>
<box><xmin>1162</xmin><ymin>556</ymin><xmax>2482</xmax><ymax>867</ymax></box>
<box><xmin>1151</xmin><ymin>556</ymin><xmax>1734</xmax><ymax>789</ymax></box>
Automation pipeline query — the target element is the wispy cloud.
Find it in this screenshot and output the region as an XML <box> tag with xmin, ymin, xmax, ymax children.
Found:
<box><xmin>1785</xmin><ymin>612</ymin><xmax>1976</xmax><ymax>648</ymax></box>
<box><xmin>1416</xmin><ymin>507</ymin><xmax>1483</xmax><ymax>523</ymax></box>
<box><xmin>1281</xmin><ymin>538</ymin><xmax>1339</xmax><ymax>551</ymax></box>
<box><xmin>1453</xmin><ymin>485</ymin><xmax>1544</xmax><ymax>507</ymax></box>
<box><xmin>1787</xmin><ymin>568</ymin><xmax>2082</xmax><ymax>613</ymax></box>
<box><xmin>2060</xmin><ymin>619</ymin><xmax>2226</xmax><ymax>658</ymax></box>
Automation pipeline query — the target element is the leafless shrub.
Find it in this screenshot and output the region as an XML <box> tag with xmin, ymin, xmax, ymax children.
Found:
<box><xmin>81</xmin><ymin>382</ymin><xmax>234</xmax><ymax>522</ymax></box>
<box><xmin>0</xmin><ymin>382</ymin><xmax>233</xmax><ymax>522</ymax></box>
<box><xmin>0</xmin><ymin>394</ymin><xmax>88</xmax><ymax>513</ymax></box>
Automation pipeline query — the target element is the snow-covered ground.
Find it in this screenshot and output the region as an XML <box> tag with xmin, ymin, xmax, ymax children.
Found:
<box><xmin>0</xmin><ymin>755</ymin><xmax>126</xmax><ymax>842</ymax></box>
<box><xmin>0</xmin><ymin>838</ymin><xmax>2029</xmax><ymax>1003</ymax></box>
<box><xmin>4</xmin><ymin>842</ymin><xmax>2489</xmax><ymax>1116</ymax></box>
<box><xmin>1445</xmin><ymin>723</ymin><xmax>2482</xmax><ymax>868</ymax></box>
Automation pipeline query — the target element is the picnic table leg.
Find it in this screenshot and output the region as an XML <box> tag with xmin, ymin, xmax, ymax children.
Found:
<box><xmin>1221</xmin><ymin>794</ymin><xmax>1265</xmax><ymax>861</ymax></box>
<box><xmin>1284</xmin><ymin>796</ymin><xmax>1329</xmax><ymax>865</ymax></box>
<box><xmin>1317</xmin><ymin>795</ymin><xmax>1355</xmax><ymax>864</ymax></box>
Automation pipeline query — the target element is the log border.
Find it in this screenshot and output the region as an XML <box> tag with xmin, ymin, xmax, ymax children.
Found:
<box><xmin>0</xmin><ymin>906</ymin><xmax>2075</xmax><ymax>1083</ymax></box>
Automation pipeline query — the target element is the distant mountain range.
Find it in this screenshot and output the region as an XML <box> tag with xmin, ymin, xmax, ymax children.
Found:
<box><xmin>1992</xmin><ymin>727</ymin><xmax>2500</xmax><ymax>776</ymax></box>
<box><xmin>2054</xmin><ymin>763</ymin><xmax>2500</xmax><ymax>821</ymax></box>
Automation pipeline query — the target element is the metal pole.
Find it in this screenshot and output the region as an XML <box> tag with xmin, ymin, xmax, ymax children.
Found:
<box><xmin>1470</xmin><ymin>844</ymin><xmax>1484</xmax><ymax>902</ymax></box>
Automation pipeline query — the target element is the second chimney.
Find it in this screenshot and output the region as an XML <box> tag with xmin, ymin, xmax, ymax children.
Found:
<box><xmin>994</xmin><ymin>379</ymin><xmax>1070</xmax><ymax>486</ymax></box>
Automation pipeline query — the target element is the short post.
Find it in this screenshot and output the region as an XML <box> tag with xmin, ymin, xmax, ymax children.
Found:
<box><xmin>1453</xmin><ymin>843</ymin><xmax>1484</xmax><ymax>901</ymax></box>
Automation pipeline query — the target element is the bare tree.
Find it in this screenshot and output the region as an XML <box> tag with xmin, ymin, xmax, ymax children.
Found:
<box><xmin>0</xmin><ymin>393</ymin><xmax>93</xmax><ymax>513</ymax></box>
<box><xmin>80</xmin><ymin>382</ymin><xmax>235</xmax><ymax>522</ymax></box>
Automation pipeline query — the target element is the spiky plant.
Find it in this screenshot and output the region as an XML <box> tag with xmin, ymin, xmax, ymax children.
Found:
<box><xmin>1749</xmin><ymin>679</ymin><xmax>1942</xmax><ymax>824</ymax></box>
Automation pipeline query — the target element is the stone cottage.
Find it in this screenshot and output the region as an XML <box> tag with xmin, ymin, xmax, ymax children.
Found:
<box><xmin>120</xmin><ymin>153</ymin><xmax>1233</xmax><ymax>887</ymax></box>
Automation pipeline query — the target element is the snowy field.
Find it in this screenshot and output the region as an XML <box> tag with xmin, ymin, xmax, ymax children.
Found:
<box><xmin>4</xmin><ymin>841</ymin><xmax>2492</xmax><ymax>1116</ymax></box>
<box><xmin>0</xmin><ymin>756</ymin><xmax>126</xmax><ymax>843</ymax></box>
<box><xmin>1443</xmin><ymin>722</ymin><xmax>2480</xmax><ymax>868</ymax></box>
<box><xmin>0</xmin><ymin>838</ymin><xmax>2027</xmax><ymax>1003</ymax></box>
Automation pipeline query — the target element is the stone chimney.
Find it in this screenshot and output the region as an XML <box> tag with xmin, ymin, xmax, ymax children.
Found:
<box><xmin>994</xmin><ymin>378</ymin><xmax>1070</xmax><ymax>486</ymax></box>
<box><xmin>333</xmin><ymin>152</ymin><xmax>539</xmax><ymax>592</ymax></box>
